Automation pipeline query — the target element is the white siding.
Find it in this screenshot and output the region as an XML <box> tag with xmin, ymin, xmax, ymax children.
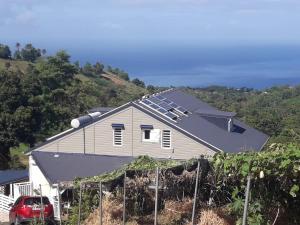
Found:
<box><xmin>34</xmin><ymin>106</ymin><xmax>217</xmax><ymax>159</ymax></box>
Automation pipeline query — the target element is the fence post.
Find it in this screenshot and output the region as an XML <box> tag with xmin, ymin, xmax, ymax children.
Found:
<box><xmin>123</xmin><ymin>171</ymin><xmax>126</xmax><ymax>225</ymax></box>
<box><xmin>154</xmin><ymin>167</ymin><xmax>159</xmax><ymax>225</ymax></box>
<box><xmin>242</xmin><ymin>176</ymin><xmax>251</xmax><ymax>225</ymax></box>
<box><xmin>192</xmin><ymin>159</ymin><xmax>201</xmax><ymax>225</ymax></box>
<box><xmin>39</xmin><ymin>184</ymin><xmax>45</xmax><ymax>225</ymax></box>
<box><xmin>57</xmin><ymin>184</ymin><xmax>62</xmax><ymax>225</ymax></box>
<box><xmin>99</xmin><ymin>181</ymin><xmax>103</xmax><ymax>225</ymax></box>
<box><xmin>78</xmin><ymin>182</ymin><xmax>82</xmax><ymax>225</ymax></box>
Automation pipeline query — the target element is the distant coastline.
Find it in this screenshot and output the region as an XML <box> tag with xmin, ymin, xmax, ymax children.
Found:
<box><xmin>69</xmin><ymin>44</ymin><xmax>300</xmax><ymax>89</ymax></box>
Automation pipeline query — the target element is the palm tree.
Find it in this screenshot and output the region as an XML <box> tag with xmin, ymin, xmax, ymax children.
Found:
<box><xmin>16</xmin><ymin>42</ymin><xmax>20</xmax><ymax>51</ymax></box>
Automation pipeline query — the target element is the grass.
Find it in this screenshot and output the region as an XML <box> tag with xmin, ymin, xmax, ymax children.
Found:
<box><xmin>0</xmin><ymin>58</ymin><xmax>30</xmax><ymax>73</ymax></box>
<box><xmin>9</xmin><ymin>143</ymin><xmax>29</xmax><ymax>169</ymax></box>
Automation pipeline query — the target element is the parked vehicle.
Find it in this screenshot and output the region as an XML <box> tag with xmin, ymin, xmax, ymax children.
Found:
<box><xmin>9</xmin><ymin>196</ymin><xmax>54</xmax><ymax>225</ymax></box>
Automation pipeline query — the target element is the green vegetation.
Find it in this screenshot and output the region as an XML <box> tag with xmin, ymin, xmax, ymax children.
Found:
<box><xmin>186</xmin><ymin>86</ymin><xmax>300</xmax><ymax>144</ymax></box>
<box><xmin>69</xmin><ymin>144</ymin><xmax>300</xmax><ymax>225</ymax></box>
<box><xmin>0</xmin><ymin>43</ymin><xmax>148</xmax><ymax>169</ymax></box>
<box><xmin>0</xmin><ymin>44</ymin><xmax>11</xmax><ymax>59</ymax></box>
<box><xmin>213</xmin><ymin>143</ymin><xmax>300</xmax><ymax>224</ymax></box>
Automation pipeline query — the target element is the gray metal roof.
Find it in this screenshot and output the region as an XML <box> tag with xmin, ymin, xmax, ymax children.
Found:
<box><xmin>88</xmin><ymin>107</ymin><xmax>115</xmax><ymax>114</ymax></box>
<box><xmin>195</xmin><ymin>109</ymin><xmax>236</xmax><ymax>118</ymax></box>
<box><xmin>0</xmin><ymin>170</ymin><xmax>28</xmax><ymax>186</ymax></box>
<box><xmin>135</xmin><ymin>89</ymin><xmax>269</xmax><ymax>153</ymax></box>
<box><xmin>31</xmin><ymin>151</ymin><xmax>134</xmax><ymax>184</ymax></box>
<box><xmin>29</xmin><ymin>89</ymin><xmax>269</xmax><ymax>154</ymax></box>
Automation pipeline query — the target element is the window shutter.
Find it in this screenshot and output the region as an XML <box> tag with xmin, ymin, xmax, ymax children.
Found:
<box><xmin>162</xmin><ymin>130</ymin><xmax>171</xmax><ymax>149</ymax></box>
<box><xmin>113</xmin><ymin>128</ymin><xmax>123</xmax><ymax>146</ymax></box>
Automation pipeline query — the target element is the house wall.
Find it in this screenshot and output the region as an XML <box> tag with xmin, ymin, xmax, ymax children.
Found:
<box><xmin>34</xmin><ymin>106</ymin><xmax>216</xmax><ymax>159</ymax></box>
<box><xmin>29</xmin><ymin>156</ymin><xmax>59</xmax><ymax>218</ymax></box>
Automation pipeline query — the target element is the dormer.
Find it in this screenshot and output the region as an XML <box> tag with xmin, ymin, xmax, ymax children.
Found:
<box><xmin>195</xmin><ymin>109</ymin><xmax>236</xmax><ymax>132</ymax></box>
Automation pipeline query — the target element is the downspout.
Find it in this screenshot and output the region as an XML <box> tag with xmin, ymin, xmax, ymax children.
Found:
<box><xmin>83</xmin><ymin>127</ymin><xmax>86</xmax><ymax>154</ymax></box>
<box><xmin>131</xmin><ymin>107</ymin><xmax>134</xmax><ymax>156</ymax></box>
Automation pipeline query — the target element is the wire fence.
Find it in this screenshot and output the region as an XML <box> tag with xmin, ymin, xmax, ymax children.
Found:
<box><xmin>73</xmin><ymin>158</ymin><xmax>251</xmax><ymax>225</ymax></box>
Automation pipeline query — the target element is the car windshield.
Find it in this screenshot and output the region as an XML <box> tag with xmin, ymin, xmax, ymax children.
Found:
<box><xmin>24</xmin><ymin>197</ymin><xmax>50</xmax><ymax>205</ymax></box>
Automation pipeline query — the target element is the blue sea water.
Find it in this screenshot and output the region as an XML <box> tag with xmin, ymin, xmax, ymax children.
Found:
<box><xmin>69</xmin><ymin>44</ymin><xmax>300</xmax><ymax>89</ymax></box>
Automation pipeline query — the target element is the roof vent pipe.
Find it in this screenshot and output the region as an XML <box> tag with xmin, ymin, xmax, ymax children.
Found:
<box><xmin>228</xmin><ymin>118</ymin><xmax>233</xmax><ymax>132</ymax></box>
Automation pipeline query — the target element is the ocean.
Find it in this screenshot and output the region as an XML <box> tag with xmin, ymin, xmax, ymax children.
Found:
<box><xmin>69</xmin><ymin>44</ymin><xmax>300</xmax><ymax>89</ymax></box>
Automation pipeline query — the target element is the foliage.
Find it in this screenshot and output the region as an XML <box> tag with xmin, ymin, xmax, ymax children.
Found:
<box><xmin>0</xmin><ymin>47</ymin><xmax>147</xmax><ymax>169</ymax></box>
<box><xmin>81</xmin><ymin>62</ymin><xmax>105</xmax><ymax>77</ymax></box>
<box><xmin>132</xmin><ymin>78</ymin><xmax>145</xmax><ymax>88</ymax></box>
<box><xmin>0</xmin><ymin>44</ymin><xmax>11</xmax><ymax>59</ymax></box>
<box><xmin>20</xmin><ymin>43</ymin><xmax>42</xmax><ymax>62</ymax></box>
<box><xmin>68</xmin><ymin>144</ymin><xmax>300</xmax><ymax>225</ymax></box>
<box><xmin>186</xmin><ymin>85</ymin><xmax>300</xmax><ymax>144</ymax></box>
<box><xmin>107</xmin><ymin>66</ymin><xmax>130</xmax><ymax>81</ymax></box>
<box><xmin>212</xmin><ymin>143</ymin><xmax>300</xmax><ymax>224</ymax></box>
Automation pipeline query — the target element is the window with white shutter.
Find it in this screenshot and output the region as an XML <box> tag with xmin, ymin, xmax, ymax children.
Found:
<box><xmin>161</xmin><ymin>130</ymin><xmax>171</xmax><ymax>149</ymax></box>
<box><xmin>113</xmin><ymin>128</ymin><xmax>123</xmax><ymax>146</ymax></box>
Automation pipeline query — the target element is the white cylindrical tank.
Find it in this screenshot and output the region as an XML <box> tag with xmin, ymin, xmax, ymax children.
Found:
<box><xmin>88</xmin><ymin>112</ymin><xmax>101</xmax><ymax>118</ymax></box>
<box><xmin>71</xmin><ymin>112</ymin><xmax>101</xmax><ymax>128</ymax></box>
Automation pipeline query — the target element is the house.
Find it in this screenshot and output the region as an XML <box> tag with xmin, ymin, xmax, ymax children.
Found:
<box><xmin>26</xmin><ymin>89</ymin><xmax>269</xmax><ymax>219</ymax></box>
<box><xmin>0</xmin><ymin>170</ymin><xmax>30</xmax><ymax>222</ymax></box>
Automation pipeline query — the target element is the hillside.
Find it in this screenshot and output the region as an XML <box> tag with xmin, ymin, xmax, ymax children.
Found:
<box><xmin>1</xmin><ymin>50</ymin><xmax>300</xmax><ymax>170</ymax></box>
<box><xmin>0</xmin><ymin>53</ymin><xmax>148</xmax><ymax>169</ymax></box>
<box><xmin>186</xmin><ymin>86</ymin><xmax>300</xmax><ymax>144</ymax></box>
<box><xmin>0</xmin><ymin>58</ymin><xmax>30</xmax><ymax>73</ymax></box>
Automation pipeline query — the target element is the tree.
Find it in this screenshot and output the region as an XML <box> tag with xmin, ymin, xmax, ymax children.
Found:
<box><xmin>0</xmin><ymin>44</ymin><xmax>11</xmax><ymax>59</ymax></box>
<box><xmin>20</xmin><ymin>43</ymin><xmax>41</xmax><ymax>62</ymax></box>
<box><xmin>132</xmin><ymin>78</ymin><xmax>145</xmax><ymax>88</ymax></box>
<box><xmin>94</xmin><ymin>62</ymin><xmax>104</xmax><ymax>74</ymax></box>
<box><xmin>16</xmin><ymin>42</ymin><xmax>20</xmax><ymax>51</ymax></box>
<box><xmin>147</xmin><ymin>85</ymin><xmax>156</xmax><ymax>93</ymax></box>
<box><xmin>42</xmin><ymin>49</ymin><xmax>47</xmax><ymax>56</ymax></box>
<box><xmin>82</xmin><ymin>62</ymin><xmax>94</xmax><ymax>76</ymax></box>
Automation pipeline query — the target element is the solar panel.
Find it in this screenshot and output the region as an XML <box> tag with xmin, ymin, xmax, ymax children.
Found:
<box><xmin>149</xmin><ymin>104</ymin><xmax>160</xmax><ymax>109</ymax></box>
<box><xmin>177</xmin><ymin>106</ymin><xmax>188</xmax><ymax>114</ymax></box>
<box><xmin>157</xmin><ymin>108</ymin><xmax>168</xmax><ymax>114</ymax></box>
<box><xmin>158</xmin><ymin>102</ymin><xmax>173</xmax><ymax>111</ymax></box>
<box><xmin>155</xmin><ymin>95</ymin><xmax>165</xmax><ymax>100</ymax></box>
<box><xmin>162</xmin><ymin>99</ymin><xmax>172</xmax><ymax>104</ymax></box>
<box><xmin>148</xmin><ymin>97</ymin><xmax>162</xmax><ymax>105</ymax></box>
<box><xmin>140</xmin><ymin>96</ymin><xmax>188</xmax><ymax>122</ymax></box>
<box><xmin>170</xmin><ymin>102</ymin><xmax>179</xmax><ymax>108</ymax></box>
<box><xmin>142</xmin><ymin>99</ymin><xmax>152</xmax><ymax>105</ymax></box>
<box><xmin>165</xmin><ymin>112</ymin><xmax>178</xmax><ymax>120</ymax></box>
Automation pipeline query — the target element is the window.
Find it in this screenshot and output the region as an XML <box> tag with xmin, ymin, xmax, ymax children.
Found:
<box><xmin>142</xmin><ymin>129</ymin><xmax>160</xmax><ymax>143</ymax></box>
<box><xmin>113</xmin><ymin>128</ymin><xmax>123</xmax><ymax>146</ymax></box>
<box><xmin>161</xmin><ymin>130</ymin><xmax>171</xmax><ymax>149</ymax></box>
<box><xmin>144</xmin><ymin>130</ymin><xmax>151</xmax><ymax>140</ymax></box>
<box><xmin>24</xmin><ymin>197</ymin><xmax>50</xmax><ymax>205</ymax></box>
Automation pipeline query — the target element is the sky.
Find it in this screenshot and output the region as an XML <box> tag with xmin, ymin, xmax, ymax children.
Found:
<box><xmin>1</xmin><ymin>0</ymin><xmax>300</xmax><ymax>50</ymax></box>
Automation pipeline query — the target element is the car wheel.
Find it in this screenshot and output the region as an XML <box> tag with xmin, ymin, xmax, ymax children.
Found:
<box><xmin>15</xmin><ymin>216</ymin><xmax>21</xmax><ymax>225</ymax></box>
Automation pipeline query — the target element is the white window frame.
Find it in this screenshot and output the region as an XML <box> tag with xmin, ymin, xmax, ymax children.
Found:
<box><xmin>113</xmin><ymin>128</ymin><xmax>123</xmax><ymax>146</ymax></box>
<box><xmin>142</xmin><ymin>129</ymin><xmax>160</xmax><ymax>143</ymax></box>
<box><xmin>161</xmin><ymin>130</ymin><xmax>172</xmax><ymax>149</ymax></box>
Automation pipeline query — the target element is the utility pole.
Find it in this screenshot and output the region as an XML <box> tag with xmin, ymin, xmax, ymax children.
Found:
<box><xmin>99</xmin><ymin>181</ymin><xmax>103</xmax><ymax>225</ymax></box>
<box><xmin>192</xmin><ymin>159</ymin><xmax>201</xmax><ymax>225</ymax></box>
<box><xmin>242</xmin><ymin>176</ymin><xmax>251</xmax><ymax>225</ymax></box>
<box><xmin>78</xmin><ymin>182</ymin><xmax>82</xmax><ymax>225</ymax></box>
<box><xmin>123</xmin><ymin>172</ymin><xmax>126</xmax><ymax>225</ymax></box>
<box><xmin>154</xmin><ymin>167</ymin><xmax>159</xmax><ymax>225</ymax></box>
<box><xmin>39</xmin><ymin>184</ymin><xmax>45</xmax><ymax>225</ymax></box>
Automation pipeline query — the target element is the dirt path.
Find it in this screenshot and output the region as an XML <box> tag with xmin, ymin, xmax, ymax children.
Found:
<box><xmin>101</xmin><ymin>72</ymin><xmax>127</xmax><ymax>86</ymax></box>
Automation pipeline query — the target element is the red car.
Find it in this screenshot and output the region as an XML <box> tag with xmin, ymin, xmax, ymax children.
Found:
<box><xmin>9</xmin><ymin>196</ymin><xmax>54</xmax><ymax>225</ymax></box>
